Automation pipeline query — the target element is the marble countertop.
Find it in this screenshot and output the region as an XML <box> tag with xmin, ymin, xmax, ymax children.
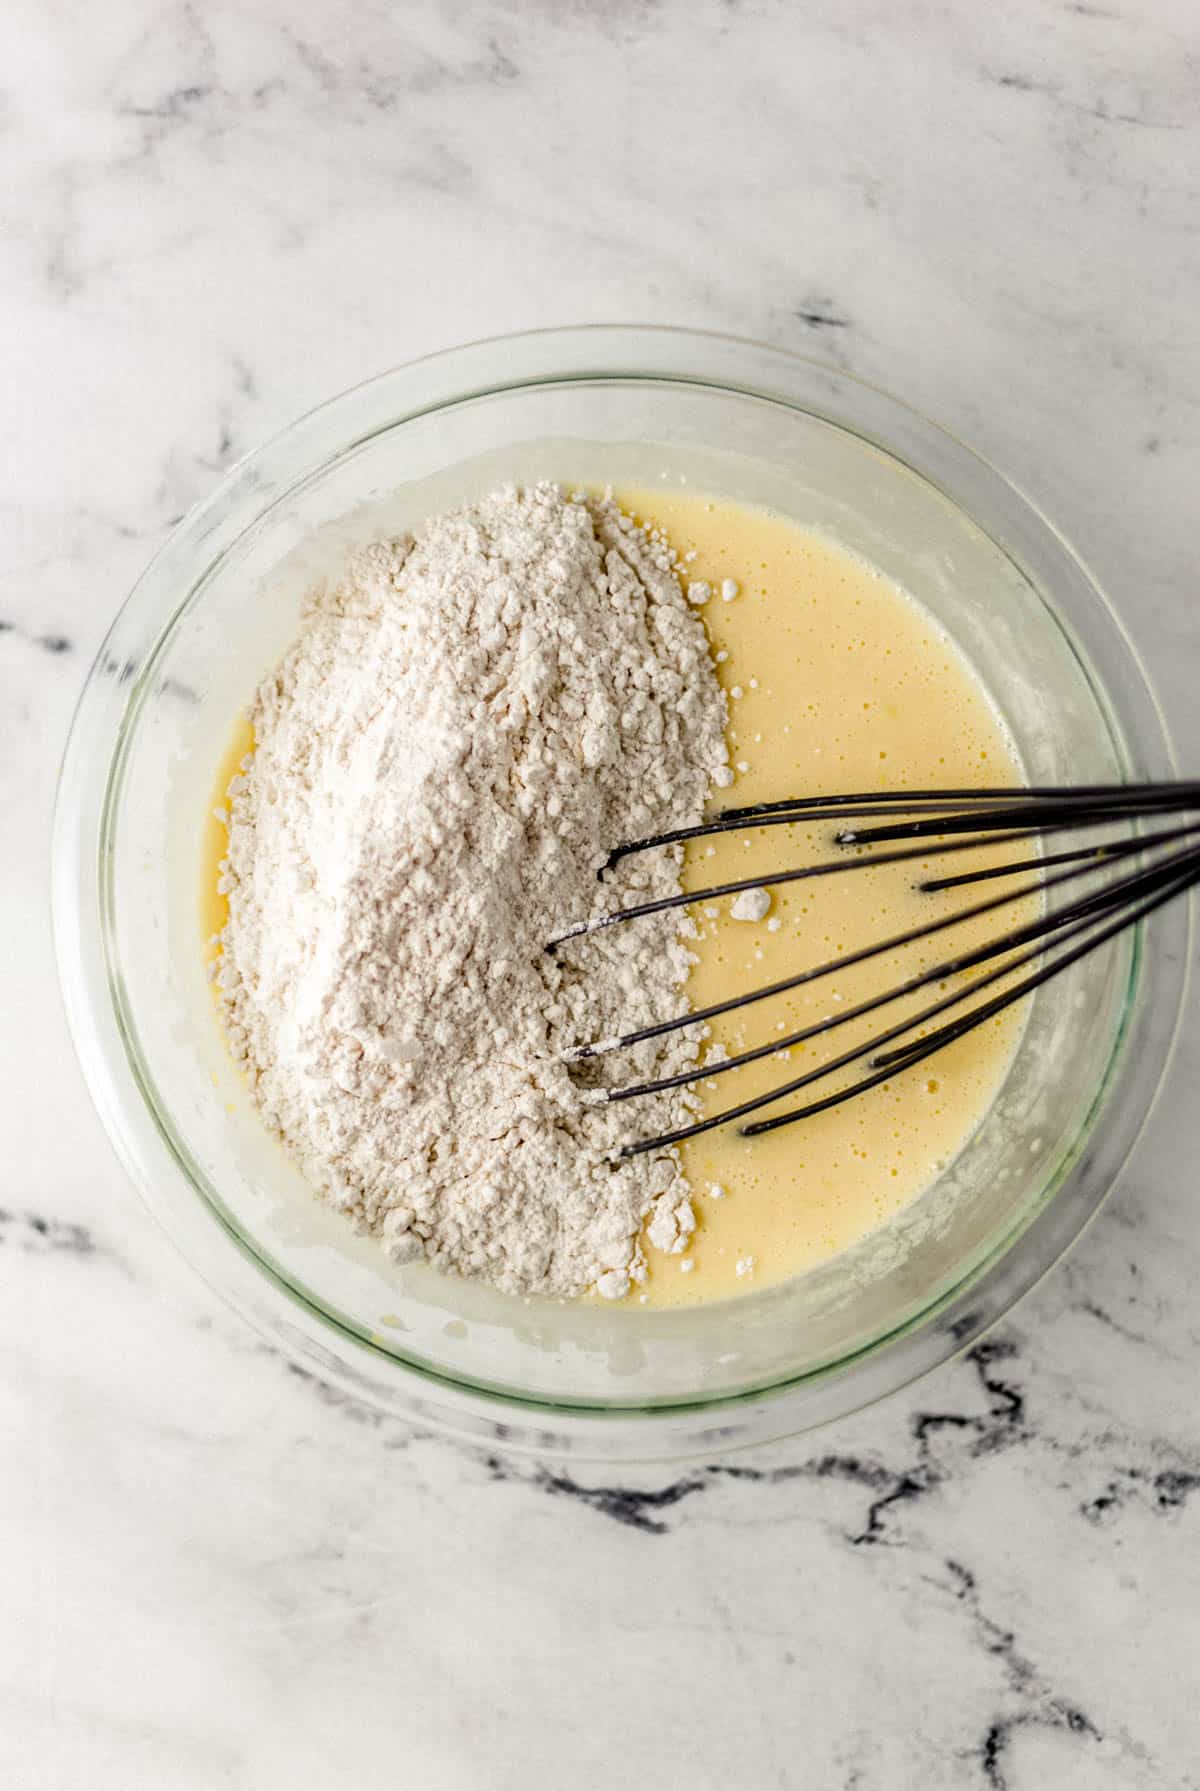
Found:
<box><xmin>5</xmin><ymin>2</ymin><xmax>1199</xmax><ymax>1785</ymax></box>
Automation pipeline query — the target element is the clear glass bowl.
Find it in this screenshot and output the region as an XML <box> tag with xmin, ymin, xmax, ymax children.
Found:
<box><xmin>53</xmin><ymin>327</ymin><xmax>1189</xmax><ymax>1460</ymax></box>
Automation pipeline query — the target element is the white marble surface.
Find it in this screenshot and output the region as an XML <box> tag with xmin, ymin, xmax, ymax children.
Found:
<box><xmin>5</xmin><ymin>2</ymin><xmax>1200</xmax><ymax>1785</ymax></box>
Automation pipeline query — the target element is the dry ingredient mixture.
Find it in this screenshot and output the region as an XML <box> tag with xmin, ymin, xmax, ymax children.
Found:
<box><xmin>215</xmin><ymin>484</ymin><xmax>729</xmax><ymax>1300</ymax></box>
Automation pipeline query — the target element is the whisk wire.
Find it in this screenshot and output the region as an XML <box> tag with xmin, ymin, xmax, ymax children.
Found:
<box><xmin>602</xmin><ymin>830</ymin><xmax>1194</xmax><ymax>1108</ymax></box>
<box><xmin>744</xmin><ymin>853</ymin><xmax>1200</xmax><ymax>1138</ymax></box>
<box><xmin>614</xmin><ymin>904</ymin><xmax>1109</xmax><ymax>1153</ymax></box>
<box><xmin>919</xmin><ymin>819</ymin><xmax>1200</xmax><ymax>891</ymax></box>
<box><xmin>562</xmin><ymin>830</ymin><xmax>1180</xmax><ymax>1063</ymax></box>
<box><xmin>605</xmin><ymin>780</ymin><xmax>1200</xmax><ymax>866</ymax></box>
<box><xmin>552</xmin><ymin>785</ymin><xmax>1200</xmax><ymax>949</ymax></box>
<box><xmin>555</xmin><ymin>782</ymin><xmax>1200</xmax><ymax>1155</ymax></box>
<box><xmin>612</xmin><ymin>842</ymin><xmax>1200</xmax><ymax>1155</ymax></box>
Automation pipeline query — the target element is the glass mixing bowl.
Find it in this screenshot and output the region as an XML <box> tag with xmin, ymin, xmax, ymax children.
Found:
<box><xmin>53</xmin><ymin>327</ymin><xmax>1189</xmax><ymax>1459</ymax></box>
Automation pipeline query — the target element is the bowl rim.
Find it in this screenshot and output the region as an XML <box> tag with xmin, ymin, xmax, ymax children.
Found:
<box><xmin>53</xmin><ymin>324</ymin><xmax>1192</xmax><ymax>1459</ymax></box>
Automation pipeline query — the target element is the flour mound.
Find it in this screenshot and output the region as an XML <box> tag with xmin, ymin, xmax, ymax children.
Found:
<box><xmin>217</xmin><ymin>484</ymin><xmax>728</xmax><ymax>1299</ymax></box>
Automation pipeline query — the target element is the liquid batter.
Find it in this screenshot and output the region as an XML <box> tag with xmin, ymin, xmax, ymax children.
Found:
<box><xmin>200</xmin><ymin>718</ymin><xmax>253</xmax><ymax>958</ymax></box>
<box><xmin>612</xmin><ymin>489</ymin><xmax>1027</xmax><ymax>1308</ymax></box>
<box><xmin>203</xmin><ymin>488</ymin><xmax>1027</xmax><ymax>1310</ymax></box>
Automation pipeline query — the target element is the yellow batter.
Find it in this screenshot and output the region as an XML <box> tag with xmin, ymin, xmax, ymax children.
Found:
<box><xmin>613</xmin><ymin>489</ymin><xmax>1026</xmax><ymax>1308</ymax></box>
<box><xmin>200</xmin><ymin>718</ymin><xmax>253</xmax><ymax>959</ymax></box>
<box><xmin>203</xmin><ymin>489</ymin><xmax>1027</xmax><ymax>1311</ymax></box>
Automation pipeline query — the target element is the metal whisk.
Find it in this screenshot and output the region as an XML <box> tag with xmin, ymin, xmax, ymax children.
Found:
<box><xmin>550</xmin><ymin>782</ymin><xmax>1200</xmax><ymax>1156</ymax></box>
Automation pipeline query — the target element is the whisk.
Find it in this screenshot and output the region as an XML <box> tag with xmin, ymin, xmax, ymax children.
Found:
<box><xmin>549</xmin><ymin>781</ymin><xmax>1200</xmax><ymax>1156</ymax></box>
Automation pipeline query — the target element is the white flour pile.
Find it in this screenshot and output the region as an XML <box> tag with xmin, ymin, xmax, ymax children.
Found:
<box><xmin>216</xmin><ymin>483</ymin><xmax>729</xmax><ymax>1299</ymax></box>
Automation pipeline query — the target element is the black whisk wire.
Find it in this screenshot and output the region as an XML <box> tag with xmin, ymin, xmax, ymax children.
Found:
<box><xmin>561</xmin><ymin>826</ymin><xmax>1185</xmax><ymax>1063</ymax></box>
<box><xmin>553</xmin><ymin>781</ymin><xmax>1200</xmax><ymax>1155</ymax></box>
<box><xmin>919</xmin><ymin>819</ymin><xmax>1200</xmax><ymax>891</ymax></box>
<box><xmin>613</xmin><ymin>841</ymin><xmax>1200</xmax><ymax>1155</ymax></box>
<box><xmin>549</xmin><ymin>782</ymin><xmax>1200</xmax><ymax>949</ymax></box>
<box><xmin>612</xmin><ymin>902</ymin><xmax>1118</xmax><ymax>1154</ymax></box>
<box><xmin>600</xmin><ymin>824</ymin><xmax>1200</xmax><ymax>1109</ymax></box>
<box><xmin>744</xmin><ymin>851</ymin><xmax>1200</xmax><ymax>1139</ymax></box>
<box><xmin>604</xmin><ymin>780</ymin><xmax>1200</xmax><ymax>866</ymax></box>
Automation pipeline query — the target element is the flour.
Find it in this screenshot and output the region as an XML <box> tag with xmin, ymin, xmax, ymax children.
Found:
<box><xmin>216</xmin><ymin>483</ymin><xmax>729</xmax><ymax>1300</ymax></box>
<box><xmin>730</xmin><ymin>887</ymin><xmax>771</xmax><ymax>922</ymax></box>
